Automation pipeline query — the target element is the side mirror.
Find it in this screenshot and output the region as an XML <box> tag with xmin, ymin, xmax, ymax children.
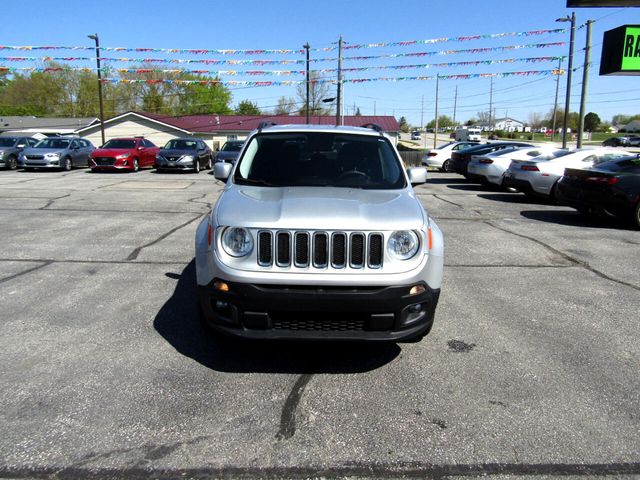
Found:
<box><xmin>214</xmin><ymin>162</ymin><xmax>233</xmax><ymax>181</ymax></box>
<box><xmin>407</xmin><ymin>167</ymin><xmax>428</xmax><ymax>186</ymax></box>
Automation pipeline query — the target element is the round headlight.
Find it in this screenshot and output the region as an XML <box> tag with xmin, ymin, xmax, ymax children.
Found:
<box><xmin>388</xmin><ymin>230</ymin><xmax>419</xmax><ymax>260</ymax></box>
<box><xmin>221</xmin><ymin>227</ymin><xmax>253</xmax><ymax>257</ymax></box>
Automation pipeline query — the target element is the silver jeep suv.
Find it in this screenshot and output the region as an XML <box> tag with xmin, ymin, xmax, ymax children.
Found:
<box><xmin>195</xmin><ymin>124</ymin><xmax>444</xmax><ymax>341</ymax></box>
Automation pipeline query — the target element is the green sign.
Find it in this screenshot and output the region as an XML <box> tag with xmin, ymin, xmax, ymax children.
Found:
<box><xmin>600</xmin><ymin>25</ymin><xmax>640</xmax><ymax>76</ymax></box>
<box><xmin>622</xmin><ymin>26</ymin><xmax>640</xmax><ymax>71</ymax></box>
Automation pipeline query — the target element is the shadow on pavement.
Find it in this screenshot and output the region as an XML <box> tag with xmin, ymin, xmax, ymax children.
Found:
<box><xmin>520</xmin><ymin>209</ymin><xmax>633</xmax><ymax>230</ymax></box>
<box><xmin>477</xmin><ymin>193</ymin><xmax>548</xmax><ymax>205</ymax></box>
<box><xmin>154</xmin><ymin>260</ymin><xmax>401</xmax><ymax>374</ymax></box>
<box><xmin>427</xmin><ymin>177</ymin><xmax>470</xmax><ymax>184</ymax></box>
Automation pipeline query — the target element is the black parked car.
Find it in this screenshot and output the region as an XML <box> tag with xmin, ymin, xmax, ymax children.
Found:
<box><xmin>602</xmin><ymin>136</ymin><xmax>631</xmax><ymax>147</ymax></box>
<box><xmin>0</xmin><ymin>136</ymin><xmax>38</xmax><ymax>170</ymax></box>
<box><xmin>449</xmin><ymin>141</ymin><xmax>534</xmax><ymax>176</ymax></box>
<box><xmin>556</xmin><ymin>154</ymin><xmax>640</xmax><ymax>229</ymax></box>
<box><xmin>155</xmin><ymin>138</ymin><xmax>212</xmax><ymax>173</ymax></box>
<box><xmin>214</xmin><ymin>140</ymin><xmax>244</xmax><ymax>164</ymax></box>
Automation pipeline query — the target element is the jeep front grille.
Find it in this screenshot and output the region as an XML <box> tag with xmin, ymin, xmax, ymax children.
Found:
<box><xmin>257</xmin><ymin>230</ymin><xmax>383</xmax><ymax>270</ymax></box>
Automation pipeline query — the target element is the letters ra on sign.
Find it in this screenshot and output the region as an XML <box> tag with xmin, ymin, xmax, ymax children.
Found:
<box><xmin>600</xmin><ymin>25</ymin><xmax>640</xmax><ymax>76</ymax></box>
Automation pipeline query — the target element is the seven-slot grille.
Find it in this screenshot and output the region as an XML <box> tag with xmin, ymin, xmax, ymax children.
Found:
<box><xmin>258</xmin><ymin>230</ymin><xmax>383</xmax><ymax>269</ymax></box>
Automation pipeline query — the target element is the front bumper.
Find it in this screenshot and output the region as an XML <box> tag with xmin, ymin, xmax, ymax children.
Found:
<box><xmin>20</xmin><ymin>159</ymin><xmax>61</xmax><ymax>169</ymax></box>
<box><xmin>198</xmin><ymin>279</ymin><xmax>440</xmax><ymax>341</ymax></box>
<box><xmin>155</xmin><ymin>161</ymin><xmax>195</xmax><ymax>170</ymax></box>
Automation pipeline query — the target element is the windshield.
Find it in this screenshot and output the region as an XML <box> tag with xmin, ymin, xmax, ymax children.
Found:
<box><xmin>234</xmin><ymin>132</ymin><xmax>406</xmax><ymax>189</ymax></box>
<box><xmin>102</xmin><ymin>139</ymin><xmax>136</xmax><ymax>149</ymax></box>
<box><xmin>0</xmin><ymin>138</ymin><xmax>18</xmax><ymax>147</ymax></box>
<box><xmin>34</xmin><ymin>138</ymin><xmax>70</xmax><ymax>149</ymax></box>
<box><xmin>221</xmin><ymin>142</ymin><xmax>243</xmax><ymax>152</ymax></box>
<box><xmin>164</xmin><ymin>139</ymin><xmax>198</xmax><ymax>150</ymax></box>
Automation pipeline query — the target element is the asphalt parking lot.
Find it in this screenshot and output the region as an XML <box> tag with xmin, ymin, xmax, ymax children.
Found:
<box><xmin>0</xmin><ymin>167</ymin><xmax>639</xmax><ymax>479</ymax></box>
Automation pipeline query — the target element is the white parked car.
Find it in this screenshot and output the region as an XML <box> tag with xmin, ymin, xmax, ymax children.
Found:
<box><xmin>467</xmin><ymin>147</ymin><xmax>570</xmax><ymax>186</ymax></box>
<box><xmin>503</xmin><ymin>148</ymin><xmax>631</xmax><ymax>199</ymax></box>
<box><xmin>421</xmin><ymin>141</ymin><xmax>479</xmax><ymax>172</ymax></box>
<box><xmin>195</xmin><ymin>123</ymin><xmax>444</xmax><ymax>342</ymax></box>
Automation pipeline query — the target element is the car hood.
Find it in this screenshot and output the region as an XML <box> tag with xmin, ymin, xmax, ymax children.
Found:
<box><xmin>215</xmin><ymin>151</ymin><xmax>240</xmax><ymax>160</ymax></box>
<box><xmin>92</xmin><ymin>148</ymin><xmax>136</xmax><ymax>156</ymax></box>
<box><xmin>22</xmin><ymin>147</ymin><xmax>66</xmax><ymax>155</ymax></box>
<box><xmin>215</xmin><ymin>186</ymin><xmax>426</xmax><ymax>231</ymax></box>
<box><xmin>159</xmin><ymin>149</ymin><xmax>197</xmax><ymax>156</ymax></box>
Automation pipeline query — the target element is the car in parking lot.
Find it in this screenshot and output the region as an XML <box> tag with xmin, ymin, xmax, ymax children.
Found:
<box><xmin>90</xmin><ymin>137</ymin><xmax>159</xmax><ymax>172</ymax></box>
<box><xmin>602</xmin><ymin>136</ymin><xmax>633</xmax><ymax>147</ymax></box>
<box><xmin>0</xmin><ymin>136</ymin><xmax>38</xmax><ymax>170</ymax></box>
<box><xmin>556</xmin><ymin>155</ymin><xmax>640</xmax><ymax>228</ymax></box>
<box><xmin>421</xmin><ymin>141</ymin><xmax>478</xmax><ymax>172</ymax></box>
<box><xmin>196</xmin><ymin>123</ymin><xmax>443</xmax><ymax>342</ymax></box>
<box><xmin>503</xmin><ymin>148</ymin><xmax>630</xmax><ymax>200</ymax></box>
<box><xmin>155</xmin><ymin>138</ymin><xmax>212</xmax><ymax>173</ymax></box>
<box><xmin>449</xmin><ymin>141</ymin><xmax>534</xmax><ymax>176</ymax></box>
<box><xmin>19</xmin><ymin>137</ymin><xmax>95</xmax><ymax>171</ymax></box>
<box><xmin>214</xmin><ymin>140</ymin><xmax>245</xmax><ymax>165</ymax></box>
<box><xmin>466</xmin><ymin>147</ymin><xmax>569</xmax><ymax>186</ymax></box>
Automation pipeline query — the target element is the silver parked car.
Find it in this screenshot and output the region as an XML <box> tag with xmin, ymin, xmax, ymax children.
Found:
<box><xmin>503</xmin><ymin>148</ymin><xmax>631</xmax><ymax>199</ymax></box>
<box><xmin>0</xmin><ymin>136</ymin><xmax>38</xmax><ymax>170</ymax></box>
<box><xmin>467</xmin><ymin>147</ymin><xmax>569</xmax><ymax>186</ymax></box>
<box><xmin>19</xmin><ymin>137</ymin><xmax>95</xmax><ymax>171</ymax></box>
<box><xmin>195</xmin><ymin>124</ymin><xmax>444</xmax><ymax>342</ymax></box>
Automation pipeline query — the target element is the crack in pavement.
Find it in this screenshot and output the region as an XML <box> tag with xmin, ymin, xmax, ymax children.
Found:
<box><xmin>126</xmin><ymin>215</ymin><xmax>203</xmax><ymax>261</ymax></box>
<box><xmin>0</xmin><ymin>207</ymin><xmax>206</xmax><ymax>215</ymax></box>
<box><xmin>485</xmin><ymin>220</ymin><xmax>640</xmax><ymax>291</ymax></box>
<box><xmin>40</xmin><ymin>194</ymin><xmax>71</xmax><ymax>210</ymax></box>
<box><xmin>0</xmin><ymin>258</ymin><xmax>190</xmax><ymax>266</ymax></box>
<box><xmin>0</xmin><ymin>261</ymin><xmax>53</xmax><ymax>285</ymax></box>
<box><xmin>276</xmin><ymin>373</ymin><xmax>313</xmax><ymax>441</ymax></box>
<box><xmin>433</xmin><ymin>194</ymin><xmax>465</xmax><ymax>209</ymax></box>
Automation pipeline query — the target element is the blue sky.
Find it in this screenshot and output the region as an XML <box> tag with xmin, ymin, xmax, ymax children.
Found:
<box><xmin>3</xmin><ymin>0</ymin><xmax>639</xmax><ymax>125</ymax></box>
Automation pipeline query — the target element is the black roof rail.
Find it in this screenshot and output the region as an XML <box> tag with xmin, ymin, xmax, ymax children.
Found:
<box><xmin>360</xmin><ymin>123</ymin><xmax>384</xmax><ymax>134</ymax></box>
<box><xmin>258</xmin><ymin>121</ymin><xmax>277</xmax><ymax>131</ymax></box>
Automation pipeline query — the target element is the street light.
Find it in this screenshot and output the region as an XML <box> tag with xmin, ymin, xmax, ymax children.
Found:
<box><xmin>88</xmin><ymin>33</ymin><xmax>105</xmax><ymax>146</ymax></box>
<box><xmin>556</xmin><ymin>13</ymin><xmax>576</xmax><ymax>149</ymax></box>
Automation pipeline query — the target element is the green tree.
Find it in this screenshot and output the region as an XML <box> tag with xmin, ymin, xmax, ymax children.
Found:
<box><xmin>234</xmin><ymin>100</ymin><xmax>261</xmax><ymax>115</ymax></box>
<box><xmin>426</xmin><ymin>115</ymin><xmax>455</xmax><ymax>129</ymax></box>
<box><xmin>584</xmin><ymin>112</ymin><xmax>601</xmax><ymax>132</ymax></box>
<box><xmin>355</xmin><ymin>106</ymin><xmax>362</xmax><ymax>116</ymax></box>
<box><xmin>176</xmin><ymin>76</ymin><xmax>233</xmax><ymax>115</ymax></box>
<box><xmin>398</xmin><ymin>116</ymin><xmax>410</xmax><ymax>133</ymax></box>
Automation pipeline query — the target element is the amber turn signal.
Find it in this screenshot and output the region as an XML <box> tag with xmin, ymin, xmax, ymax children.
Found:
<box><xmin>409</xmin><ymin>284</ymin><xmax>426</xmax><ymax>295</ymax></box>
<box><xmin>213</xmin><ymin>281</ymin><xmax>230</xmax><ymax>292</ymax></box>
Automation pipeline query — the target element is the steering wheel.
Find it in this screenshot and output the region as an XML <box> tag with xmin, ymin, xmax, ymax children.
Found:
<box><xmin>338</xmin><ymin>170</ymin><xmax>370</xmax><ymax>182</ymax></box>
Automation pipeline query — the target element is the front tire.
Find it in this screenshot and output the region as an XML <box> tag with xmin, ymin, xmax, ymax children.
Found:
<box><xmin>442</xmin><ymin>159</ymin><xmax>450</xmax><ymax>172</ymax></box>
<box><xmin>6</xmin><ymin>155</ymin><xmax>17</xmax><ymax>170</ymax></box>
<box><xmin>62</xmin><ymin>157</ymin><xmax>72</xmax><ymax>171</ymax></box>
<box><xmin>206</xmin><ymin>156</ymin><xmax>212</xmax><ymax>170</ymax></box>
<box><xmin>132</xmin><ymin>158</ymin><xmax>139</xmax><ymax>172</ymax></box>
<box><xmin>194</xmin><ymin>160</ymin><xmax>200</xmax><ymax>173</ymax></box>
<box><xmin>633</xmin><ymin>201</ymin><xmax>640</xmax><ymax>230</ymax></box>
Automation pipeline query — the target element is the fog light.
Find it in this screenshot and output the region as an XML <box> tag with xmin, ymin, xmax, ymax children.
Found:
<box><xmin>409</xmin><ymin>304</ymin><xmax>422</xmax><ymax>313</ymax></box>
<box><xmin>213</xmin><ymin>280</ymin><xmax>230</xmax><ymax>292</ymax></box>
<box><xmin>409</xmin><ymin>284</ymin><xmax>426</xmax><ymax>295</ymax></box>
<box><xmin>215</xmin><ymin>300</ymin><xmax>228</xmax><ymax>309</ymax></box>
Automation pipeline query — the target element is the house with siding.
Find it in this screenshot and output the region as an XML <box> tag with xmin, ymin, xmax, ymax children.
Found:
<box><xmin>76</xmin><ymin>111</ymin><xmax>400</xmax><ymax>149</ymax></box>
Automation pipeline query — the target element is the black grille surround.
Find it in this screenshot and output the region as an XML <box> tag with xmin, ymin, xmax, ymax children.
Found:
<box><xmin>257</xmin><ymin>229</ymin><xmax>384</xmax><ymax>270</ymax></box>
<box><xmin>92</xmin><ymin>157</ymin><xmax>116</xmax><ymax>166</ymax></box>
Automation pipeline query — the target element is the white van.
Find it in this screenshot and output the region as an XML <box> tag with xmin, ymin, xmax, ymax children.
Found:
<box><xmin>455</xmin><ymin>127</ymin><xmax>482</xmax><ymax>142</ymax></box>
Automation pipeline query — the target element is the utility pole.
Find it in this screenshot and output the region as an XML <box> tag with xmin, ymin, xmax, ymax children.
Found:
<box><xmin>557</xmin><ymin>12</ymin><xmax>576</xmax><ymax>149</ymax></box>
<box><xmin>304</xmin><ymin>43</ymin><xmax>310</xmax><ymax>124</ymax></box>
<box><xmin>551</xmin><ymin>57</ymin><xmax>562</xmax><ymax>142</ymax></box>
<box><xmin>453</xmin><ymin>85</ymin><xmax>458</xmax><ymax>125</ymax></box>
<box><xmin>577</xmin><ymin>20</ymin><xmax>593</xmax><ymax>149</ymax></box>
<box><xmin>335</xmin><ymin>36</ymin><xmax>343</xmax><ymax>126</ymax></box>
<box><xmin>433</xmin><ymin>74</ymin><xmax>439</xmax><ymax>149</ymax></box>
<box><xmin>490</xmin><ymin>78</ymin><xmax>494</xmax><ymax>130</ymax></box>
<box><xmin>88</xmin><ymin>33</ymin><xmax>105</xmax><ymax>146</ymax></box>
<box><xmin>420</xmin><ymin>95</ymin><xmax>424</xmax><ymax>132</ymax></box>
<box><xmin>373</xmin><ymin>101</ymin><xmax>376</xmax><ymax>115</ymax></box>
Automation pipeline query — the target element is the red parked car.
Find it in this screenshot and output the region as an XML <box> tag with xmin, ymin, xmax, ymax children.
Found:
<box><xmin>90</xmin><ymin>137</ymin><xmax>159</xmax><ymax>172</ymax></box>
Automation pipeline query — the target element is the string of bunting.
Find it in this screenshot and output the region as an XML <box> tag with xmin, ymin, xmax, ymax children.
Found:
<box><xmin>0</xmin><ymin>42</ymin><xmax>566</xmax><ymax>67</ymax></box>
<box><xmin>0</xmin><ymin>28</ymin><xmax>565</xmax><ymax>54</ymax></box>
<box><xmin>0</xmin><ymin>56</ymin><xmax>566</xmax><ymax>77</ymax></box>
<box><xmin>98</xmin><ymin>69</ymin><xmax>564</xmax><ymax>87</ymax></box>
<box><xmin>315</xmin><ymin>29</ymin><xmax>566</xmax><ymax>51</ymax></box>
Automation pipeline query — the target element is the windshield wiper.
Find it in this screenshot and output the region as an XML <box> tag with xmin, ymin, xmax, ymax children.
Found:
<box><xmin>235</xmin><ymin>177</ymin><xmax>276</xmax><ymax>187</ymax></box>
